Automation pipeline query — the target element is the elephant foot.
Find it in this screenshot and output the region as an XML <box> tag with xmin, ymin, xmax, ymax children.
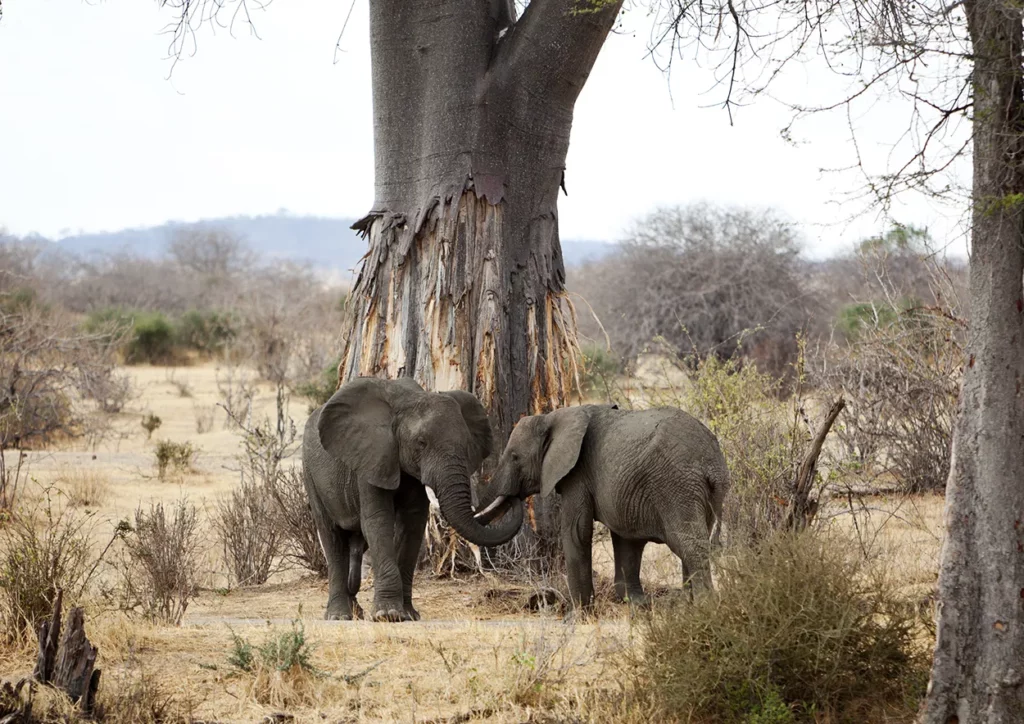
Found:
<box><xmin>562</xmin><ymin>605</ymin><xmax>596</xmax><ymax>625</ymax></box>
<box><xmin>351</xmin><ymin>598</ymin><xmax>364</xmax><ymax>620</ymax></box>
<box><xmin>623</xmin><ymin>592</ymin><xmax>651</xmax><ymax>610</ymax></box>
<box><xmin>403</xmin><ymin>604</ymin><xmax>421</xmax><ymax>622</ymax></box>
<box><xmin>371</xmin><ymin>607</ymin><xmax>406</xmax><ymax>622</ymax></box>
<box><xmin>325</xmin><ymin>610</ymin><xmax>353</xmax><ymax>621</ymax></box>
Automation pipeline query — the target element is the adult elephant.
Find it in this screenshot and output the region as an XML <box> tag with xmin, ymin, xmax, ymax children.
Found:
<box><xmin>477</xmin><ymin>404</ymin><xmax>728</xmax><ymax>611</ymax></box>
<box><xmin>303</xmin><ymin>377</ymin><xmax>523</xmax><ymax>622</ymax></box>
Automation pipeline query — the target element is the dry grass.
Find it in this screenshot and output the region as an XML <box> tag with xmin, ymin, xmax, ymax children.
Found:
<box><xmin>0</xmin><ymin>362</ymin><xmax>946</xmax><ymax>723</ymax></box>
<box><xmin>55</xmin><ymin>466</ymin><xmax>111</xmax><ymax>508</ymax></box>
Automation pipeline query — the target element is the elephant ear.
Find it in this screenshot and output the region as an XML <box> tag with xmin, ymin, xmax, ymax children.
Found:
<box><xmin>317</xmin><ymin>377</ymin><xmax>400</xmax><ymax>490</ymax></box>
<box><xmin>540</xmin><ymin>407</ymin><xmax>592</xmax><ymax>498</ymax></box>
<box><xmin>440</xmin><ymin>390</ymin><xmax>493</xmax><ymax>470</ymax></box>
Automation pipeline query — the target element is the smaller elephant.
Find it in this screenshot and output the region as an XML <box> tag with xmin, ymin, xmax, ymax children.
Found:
<box><xmin>479</xmin><ymin>404</ymin><xmax>728</xmax><ymax>610</ymax></box>
<box><xmin>303</xmin><ymin>377</ymin><xmax>524</xmax><ymax>622</ymax></box>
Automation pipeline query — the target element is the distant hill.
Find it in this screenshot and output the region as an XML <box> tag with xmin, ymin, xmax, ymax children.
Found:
<box><xmin>54</xmin><ymin>213</ymin><xmax>615</xmax><ymax>272</ymax></box>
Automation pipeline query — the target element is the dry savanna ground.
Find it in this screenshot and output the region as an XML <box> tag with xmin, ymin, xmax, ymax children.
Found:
<box><xmin>1</xmin><ymin>363</ymin><xmax>944</xmax><ymax>723</ymax></box>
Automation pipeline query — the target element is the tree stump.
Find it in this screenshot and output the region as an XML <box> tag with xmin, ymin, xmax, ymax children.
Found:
<box><xmin>32</xmin><ymin>589</ymin><xmax>100</xmax><ymax>716</ymax></box>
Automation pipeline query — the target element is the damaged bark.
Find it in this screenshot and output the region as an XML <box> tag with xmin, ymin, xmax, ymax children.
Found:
<box><xmin>339</xmin><ymin>0</ymin><xmax>623</xmax><ymax>544</ymax></box>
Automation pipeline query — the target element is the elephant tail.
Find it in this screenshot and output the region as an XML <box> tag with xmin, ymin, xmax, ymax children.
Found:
<box><xmin>706</xmin><ymin>466</ymin><xmax>728</xmax><ymax>550</ymax></box>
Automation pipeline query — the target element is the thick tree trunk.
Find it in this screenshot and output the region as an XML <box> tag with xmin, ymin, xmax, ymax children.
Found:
<box><xmin>924</xmin><ymin>3</ymin><xmax>1024</xmax><ymax>720</ymax></box>
<box><xmin>339</xmin><ymin>0</ymin><xmax>623</xmax><ymax>543</ymax></box>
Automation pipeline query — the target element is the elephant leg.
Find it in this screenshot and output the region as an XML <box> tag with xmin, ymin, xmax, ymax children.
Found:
<box><xmin>664</xmin><ymin>520</ymin><xmax>713</xmax><ymax>601</ymax></box>
<box><xmin>611</xmin><ymin>533</ymin><xmax>649</xmax><ymax>608</ymax></box>
<box><xmin>308</xmin><ymin>487</ymin><xmax>355</xmax><ymax>620</ymax></box>
<box><xmin>394</xmin><ymin>497</ymin><xmax>429</xmax><ymax>622</ymax></box>
<box><xmin>560</xmin><ymin>491</ymin><xmax>596</xmax><ymax>613</ymax></box>
<box><xmin>360</xmin><ymin>503</ymin><xmax>406</xmax><ymax>622</ymax></box>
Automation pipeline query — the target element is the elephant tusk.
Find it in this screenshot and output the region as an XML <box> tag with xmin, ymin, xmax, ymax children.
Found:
<box><xmin>474</xmin><ymin>495</ymin><xmax>509</xmax><ymax>523</ymax></box>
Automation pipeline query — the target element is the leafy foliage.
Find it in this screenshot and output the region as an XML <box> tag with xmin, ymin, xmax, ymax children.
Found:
<box><xmin>643</xmin><ymin>533</ymin><xmax>930</xmax><ymax>723</ymax></box>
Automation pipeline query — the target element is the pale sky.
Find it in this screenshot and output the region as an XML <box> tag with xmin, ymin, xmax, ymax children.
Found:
<box><xmin>0</xmin><ymin>0</ymin><xmax>970</xmax><ymax>258</ymax></box>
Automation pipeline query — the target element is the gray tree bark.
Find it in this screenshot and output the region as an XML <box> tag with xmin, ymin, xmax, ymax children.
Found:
<box><xmin>924</xmin><ymin>2</ymin><xmax>1024</xmax><ymax>720</ymax></box>
<box><xmin>339</xmin><ymin>0</ymin><xmax>623</xmax><ymax>541</ymax></box>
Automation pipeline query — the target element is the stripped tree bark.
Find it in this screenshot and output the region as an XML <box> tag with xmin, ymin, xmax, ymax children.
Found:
<box><xmin>339</xmin><ymin>0</ymin><xmax>624</xmax><ymax>544</ymax></box>
<box><xmin>924</xmin><ymin>2</ymin><xmax>1024</xmax><ymax>720</ymax></box>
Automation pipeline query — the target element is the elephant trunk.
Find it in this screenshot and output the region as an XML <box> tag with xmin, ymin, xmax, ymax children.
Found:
<box><xmin>432</xmin><ymin>467</ymin><xmax>523</xmax><ymax>548</ymax></box>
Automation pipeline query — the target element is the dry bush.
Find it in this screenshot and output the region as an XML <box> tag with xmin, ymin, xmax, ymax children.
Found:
<box><xmin>215</xmin><ymin>365</ymin><xmax>256</xmax><ymax>430</ymax></box>
<box><xmin>97</xmin><ymin>656</ymin><xmax>196</xmax><ymax>724</ymax></box>
<box><xmin>113</xmin><ymin>499</ymin><xmax>203</xmax><ymax>625</ymax></box>
<box><xmin>0</xmin><ymin>305</ymin><xmax>126</xmax><ymax>452</ymax></box>
<box><xmin>56</xmin><ymin>467</ymin><xmax>110</xmax><ymax>508</ymax></box>
<box><xmin>163</xmin><ymin>369</ymin><xmax>193</xmax><ymax>398</ymax></box>
<box><xmin>0</xmin><ymin>487</ymin><xmax>111</xmax><ymax>641</ymax></box>
<box><xmin>266</xmin><ymin>466</ymin><xmax>327</xmax><ymax>577</ymax></box>
<box><xmin>816</xmin><ymin>255</ymin><xmax>964</xmax><ymax>494</ymax></box>
<box><xmin>226</xmin><ymin>621</ymin><xmax>323</xmax><ymax>708</ymax></box>
<box><xmin>214</xmin><ymin>475</ymin><xmax>286</xmax><ymax>587</ymax></box>
<box><xmin>572</xmin><ymin>203</ymin><xmax>815</xmax><ymax>376</ymax></box>
<box><xmin>153</xmin><ymin>440</ymin><xmax>198</xmax><ymax>480</ymax></box>
<box><xmin>642</xmin><ymin>532</ymin><xmax>930</xmax><ymax>723</ymax></box>
<box><xmin>223</xmin><ymin>401</ymin><xmax>326</xmax><ymax>578</ymax></box>
<box><xmin>192</xmin><ymin>403</ymin><xmax>214</xmax><ymax>434</ymax></box>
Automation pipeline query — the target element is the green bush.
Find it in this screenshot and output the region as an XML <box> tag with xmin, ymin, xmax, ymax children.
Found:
<box><xmin>579</xmin><ymin>344</ymin><xmax>621</xmax><ymax>397</ymax></box>
<box><xmin>295</xmin><ymin>355</ymin><xmax>340</xmax><ymax>410</ymax></box>
<box><xmin>679</xmin><ymin>355</ymin><xmax>810</xmax><ymax>543</ymax></box>
<box><xmin>642</xmin><ymin>533</ymin><xmax>929</xmax><ymax>723</ymax></box>
<box><xmin>154</xmin><ymin>440</ymin><xmax>198</xmax><ymax>479</ymax></box>
<box><xmin>85</xmin><ymin>308</ymin><xmax>176</xmax><ymax>364</ymax></box>
<box><xmin>228</xmin><ymin>620</ymin><xmax>316</xmax><ymax>673</ymax></box>
<box><xmin>175</xmin><ymin>309</ymin><xmax>237</xmax><ymax>355</ymax></box>
<box><xmin>836</xmin><ymin>297</ymin><xmax>921</xmax><ymax>341</ymax></box>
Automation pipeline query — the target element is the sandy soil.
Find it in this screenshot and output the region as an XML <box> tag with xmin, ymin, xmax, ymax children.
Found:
<box><xmin>0</xmin><ymin>362</ymin><xmax>944</xmax><ymax>723</ymax></box>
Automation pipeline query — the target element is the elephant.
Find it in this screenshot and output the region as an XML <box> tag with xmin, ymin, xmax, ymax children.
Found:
<box><xmin>302</xmin><ymin>376</ymin><xmax>524</xmax><ymax>622</ymax></box>
<box><xmin>476</xmin><ymin>404</ymin><xmax>728</xmax><ymax>611</ymax></box>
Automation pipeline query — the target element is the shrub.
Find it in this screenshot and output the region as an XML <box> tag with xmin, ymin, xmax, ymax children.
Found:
<box><xmin>115</xmin><ymin>499</ymin><xmax>203</xmax><ymax>624</ymax></box>
<box><xmin>642</xmin><ymin>533</ymin><xmax>929</xmax><ymax>723</ymax></box>
<box><xmin>175</xmin><ymin>309</ymin><xmax>237</xmax><ymax>355</ymax></box>
<box><xmin>0</xmin><ymin>488</ymin><xmax>105</xmax><ymax>640</ymax></box>
<box><xmin>85</xmin><ymin>308</ymin><xmax>176</xmax><ymax>364</ymax></box>
<box><xmin>228</xmin><ymin>621</ymin><xmax>316</xmax><ymax>673</ymax></box>
<box><xmin>294</xmin><ymin>355</ymin><xmax>340</xmax><ymax>410</ymax></box>
<box><xmin>818</xmin><ymin>300</ymin><xmax>962</xmax><ymax>493</ymax></box>
<box><xmin>214</xmin><ymin>475</ymin><xmax>286</xmax><ymax>586</ymax></box>
<box><xmin>141</xmin><ymin>413</ymin><xmax>162</xmax><ymax>440</ymax></box>
<box><xmin>266</xmin><ymin>467</ymin><xmax>327</xmax><ymax>577</ymax></box>
<box><xmin>579</xmin><ymin>344</ymin><xmax>620</xmax><ymax>399</ymax></box>
<box><xmin>680</xmin><ymin>355</ymin><xmax>806</xmax><ymax>542</ymax></box>
<box><xmin>154</xmin><ymin>440</ymin><xmax>198</xmax><ymax>479</ymax></box>
<box><xmin>193</xmin><ymin>403</ymin><xmax>215</xmax><ymax>434</ymax></box>
<box><xmin>227</xmin><ymin>621</ymin><xmax>321</xmax><ymax>708</ymax></box>
<box><xmin>2</xmin><ymin>305</ymin><xmax>123</xmax><ymax>451</ymax></box>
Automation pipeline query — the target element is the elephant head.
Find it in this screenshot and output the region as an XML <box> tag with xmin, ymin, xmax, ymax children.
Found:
<box><xmin>475</xmin><ymin>406</ymin><xmax>595</xmax><ymax>523</ymax></box>
<box><xmin>317</xmin><ymin>377</ymin><xmax>523</xmax><ymax>547</ymax></box>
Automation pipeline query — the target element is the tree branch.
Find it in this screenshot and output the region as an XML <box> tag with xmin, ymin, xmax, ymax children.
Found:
<box><xmin>495</xmin><ymin>0</ymin><xmax>625</xmax><ymax>108</ymax></box>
